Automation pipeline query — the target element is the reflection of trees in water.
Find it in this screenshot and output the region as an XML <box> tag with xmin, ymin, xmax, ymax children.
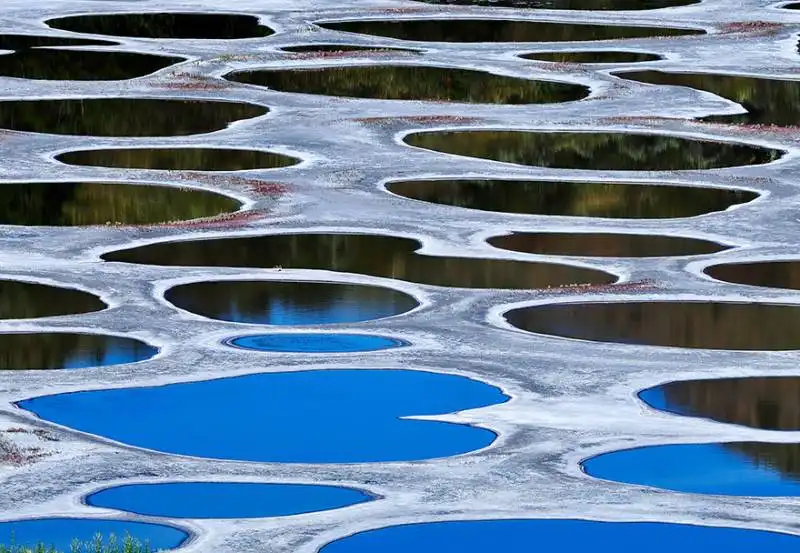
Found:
<box><xmin>228</xmin><ymin>66</ymin><xmax>587</xmax><ymax>104</ymax></box>
<box><xmin>105</xmin><ymin>233</ymin><xmax>614</xmax><ymax>289</ymax></box>
<box><xmin>707</xmin><ymin>261</ymin><xmax>800</xmax><ymax>291</ymax></box>
<box><xmin>166</xmin><ymin>281</ymin><xmax>419</xmax><ymax>323</ymax></box>
<box><xmin>411</xmin><ymin>0</ymin><xmax>696</xmax><ymax>9</ymax></box>
<box><xmin>0</xmin><ymin>333</ymin><xmax>154</xmax><ymax>370</ymax></box>
<box><xmin>0</xmin><ymin>99</ymin><xmax>267</xmax><ymax>137</ymax></box>
<box><xmin>618</xmin><ymin>71</ymin><xmax>800</xmax><ymax>126</ymax></box>
<box><xmin>0</xmin><ymin>182</ymin><xmax>240</xmax><ymax>226</ymax></box>
<box><xmin>405</xmin><ymin>131</ymin><xmax>781</xmax><ymax>170</ymax></box>
<box><xmin>321</xmin><ymin>20</ymin><xmax>701</xmax><ymax>43</ymax></box>
<box><xmin>727</xmin><ymin>442</ymin><xmax>800</xmax><ymax>480</ymax></box>
<box><xmin>0</xmin><ymin>50</ymin><xmax>182</xmax><ymax>80</ymax></box>
<box><xmin>523</xmin><ymin>51</ymin><xmax>661</xmax><ymax>64</ymax></box>
<box><xmin>281</xmin><ymin>45</ymin><xmax>416</xmax><ymax>53</ymax></box>
<box><xmin>47</xmin><ymin>13</ymin><xmax>272</xmax><ymax>39</ymax></box>
<box><xmin>506</xmin><ymin>301</ymin><xmax>800</xmax><ymax>350</ymax></box>
<box><xmin>58</xmin><ymin>148</ymin><xmax>296</xmax><ymax>171</ymax></box>
<box><xmin>488</xmin><ymin>232</ymin><xmax>725</xmax><ymax>257</ymax></box>
<box><xmin>388</xmin><ymin>179</ymin><xmax>757</xmax><ymax>218</ymax></box>
<box><xmin>657</xmin><ymin>377</ymin><xmax>800</xmax><ymax>430</ymax></box>
<box><xmin>0</xmin><ymin>35</ymin><xmax>114</xmax><ymax>49</ymax></box>
<box><xmin>0</xmin><ymin>281</ymin><xmax>105</xmax><ymax>319</ymax></box>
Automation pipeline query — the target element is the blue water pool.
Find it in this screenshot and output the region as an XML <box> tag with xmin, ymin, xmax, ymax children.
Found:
<box><xmin>582</xmin><ymin>441</ymin><xmax>800</xmax><ymax>495</ymax></box>
<box><xmin>226</xmin><ymin>333</ymin><xmax>408</xmax><ymax>353</ymax></box>
<box><xmin>317</xmin><ymin>519</ymin><xmax>800</xmax><ymax>553</ymax></box>
<box><xmin>19</xmin><ymin>369</ymin><xmax>507</xmax><ymax>463</ymax></box>
<box><xmin>86</xmin><ymin>482</ymin><xmax>372</xmax><ymax>519</ymax></box>
<box><xmin>0</xmin><ymin>518</ymin><xmax>187</xmax><ymax>552</ymax></box>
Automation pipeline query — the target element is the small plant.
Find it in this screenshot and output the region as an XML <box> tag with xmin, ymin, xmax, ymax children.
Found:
<box><xmin>0</xmin><ymin>533</ymin><xmax>155</xmax><ymax>553</ymax></box>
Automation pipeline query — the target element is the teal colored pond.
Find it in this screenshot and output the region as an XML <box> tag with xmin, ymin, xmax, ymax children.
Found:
<box><xmin>227</xmin><ymin>333</ymin><xmax>408</xmax><ymax>353</ymax></box>
<box><xmin>0</xmin><ymin>518</ymin><xmax>187</xmax><ymax>553</ymax></box>
<box><xmin>86</xmin><ymin>482</ymin><xmax>373</xmax><ymax>518</ymax></box>
<box><xmin>583</xmin><ymin>442</ymin><xmax>800</xmax><ymax>496</ymax></box>
<box><xmin>318</xmin><ymin>519</ymin><xmax>800</xmax><ymax>553</ymax></box>
<box><xmin>19</xmin><ymin>369</ymin><xmax>507</xmax><ymax>463</ymax></box>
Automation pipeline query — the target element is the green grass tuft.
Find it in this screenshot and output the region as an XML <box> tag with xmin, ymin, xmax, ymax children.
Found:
<box><xmin>0</xmin><ymin>534</ymin><xmax>154</xmax><ymax>553</ymax></box>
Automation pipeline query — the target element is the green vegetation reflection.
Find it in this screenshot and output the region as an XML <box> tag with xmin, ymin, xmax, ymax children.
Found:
<box><xmin>319</xmin><ymin>19</ymin><xmax>703</xmax><ymax>43</ymax></box>
<box><xmin>489</xmin><ymin>231</ymin><xmax>726</xmax><ymax>257</ymax></box>
<box><xmin>506</xmin><ymin>301</ymin><xmax>800</xmax><ymax>350</ymax></box>
<box><xmin>524</xmin><ymin>51</ymin><xmax>661</xmax><ymax>64</ymax></box>
<box><xmin>0</xmin><ymin>99</ymin><xmax>267</xmax><ymax>136</ymax></box>
<box><xmin>617</xmin><ymin>70</ymin><xmax>800</xmax><ymax>126</ymax></box>
<box><xmin>57</xmin><ymin>148</ymin><xmax>298</xmax><ymax>171</ymax></box>
<box><xmin>0</xmin><ymin>49</ymin><xmax>183</xmax><ymax>80</ymax></box>
<box><xmin>47</xmin><ymin>13</ymin><xmax>273</xmax><ymax>39</ymax></box>
<box><xmin>705</xmin><ymin>260</ymin><xmax>800</xmax><ymax>291</ymax></box>
<box><xmin>404</xmin><ymin>131</ymin><xmax>781</xmax><ymax>170</ymax></box>
<box><xmin>387</xmin><ymin>179</ymin><xmax>757</xmax><ymax>218</ymax></box>
<box><xmin>0</xmin><ymin>182</ymin><xmax>240</xmax><ymax>226</ymax></box>
<box><xmin>226</xmin><ymin>65</ymin><xmax>588</xmax><ymax>104</ymax></box>
<box><xmin>0</xmin><ymin>280</ymin><xmax>105</xmax><ymax>320</ymax></box>
<box><xmin>103</xmin><ymin>233</ymin><xmax>616</xmax><ymax>289</ymax></box>
<box><xmin>410</xmin><ymin>0</ymin><xmax>697</xmax><ymax>9</ymax></box>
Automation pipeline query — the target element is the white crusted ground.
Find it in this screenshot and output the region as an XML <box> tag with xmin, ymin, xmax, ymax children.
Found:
<box><xmin>0</xmin><ymin>0</ymin><xmax>799</xmax><ymax>550</ymax></box>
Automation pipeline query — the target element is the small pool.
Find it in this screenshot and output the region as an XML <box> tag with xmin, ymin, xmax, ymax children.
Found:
<box><xmin>86</xmin><ymin>482</ymin><xmax>373</xmax><ymax>518</ymax></box>
<box><xmin>705</xmin><ymin>260</ymin><xmax>800</xmax><ymax>291</ymax></box>
<box><xmin>19</xmin><ymin>369</ymin><xmax>507</xmax><ymax>463</ymax></box>
<box><xmin>583</xmin><ymin>442</ymin><xmax>800</xmax><ymax>496</ymax></box>
<box><xmin>0</xmin><ymin>333</ymin><xmax>156</xmax><ymax>370</ymax></box>
<box><xmin>0</xmin><ymin>518</ymin><xmax>187</xmax><ymax>553</ymax></box>
<box><xmin>0</xmin><ymin>50</ymin><xmax>183</xmax><ymax>80</ymax></box>
<box><xmin>57</xmin><ymin>148</ymin><xmax>299</xmax><ymax>171</ymax></box>
<box><xmin>0</xmin><ymin>280</ymin><xmax>105</xmax><ymax>320</ymax></box>
<box><xmin>227</xmin><ymin>333</ymin><xmax>408</xmax><ymax>353</ymax></box>
<box><xmin>317</xmin><ymin>519</ymin><xmax>800</xmax><ymax>552</ymax></box>
<box><xmin>523</xmin><ymin>51</ymin><xmax>662</xmax><ymax>63</ymax></box>
<box><xmin>47</xmin><ymin>13</ymin><xmax>273</xmax><ymax>39</ymax></box>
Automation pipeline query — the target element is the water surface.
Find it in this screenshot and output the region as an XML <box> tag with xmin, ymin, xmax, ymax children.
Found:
<box><xmin>405</xmin><ymin>131</ymin><xmax>781</xmax><ymax>170</ymax></box>
<box><xmin>227</xmin><ymin>66</ymin><xmax>588</xmax><ymax>103</ymax></box>
<box><xmin>319</xmin><ymin>20</ymin><xmax>702</xmax><ymax>43</ymax></box>
<box><xmin>165</xmin><ymin>281</ymin><xmax>418</xmax><ymax>325</ymax></box>
<box><xmin>584</xmin><ymin>442</ymin><xmax>800</xmax><ymax>495</ymax></box>
<box><xmin>0</xmin><ymin>35</ymin><xmax>114</xmax><ymax>49</ymax></box>
<box><xmin>281</xmin><ymin>44</ymin><xmax>417</xmax><ymax>53</ymax></box>
<box><xmin>318</xmin><ymin>519</ymin><xmax>800</xmax><ymax>553</ymax></box>
<box><xmin>410</xmin><ymin>0</ymin><xmax>697</xmax><ymax>8</ymax></box>
<box><xmin>58</xmin><ymin>148</ymin><xmax>298</xmax><ymax>171</ymax></box>
<box><xmin>386</xmin><ymin>179</ymin><xmax>757</xmax><ymax>218</ymax></box>
<box><xmin>0</xmin><ymin>280</ymin><xmax>105</xmax><ymax>320</ymax></box>
<box><xmin>505</xmin><ymin>301</ymin><xmax>800</xmax><ymax>350</ymax></box>
<box><xmin>641</xmin><ymin>377</ymin><xmax>800</xmax><ymax>430</ymax></box>
<box><xmin>86</xmin><ymin>482</ymin><xmax>373</xmax><ymax>518</ymax></box>
<box><xmin>47</xmin><ymin>13</ymin><xmax>273</xmax><ymax>39</ymax></box>
<box><xmin>0</xmin><ymin>99</ymin><xmax>267</xmax><ymax>136</ymax></box>
<box><xmin>705</xmin><ymin>260</ymin><xmax>800</xmax><ymax>291</ymax></box>
<box><xmin>0</xmin><ymin>518</ymin><xmax>187</xmax><ymax>553</ymax></box>
<box><xmin>616</xmin><ymin>70</ymin><xmax>800</xmax><ymax>126</ymax></box>
<box><xmin>523</xmin><ymin>51</ymin><xmax>661</xmax><ymax>63</ymax></box>
<box><xmin>0</xmin><ymin>333</ymin><xmax>156</xmax><ymax>370</ymax></box>
<box><xmin>0</xmin><ymin>50</ymin><xmax>183</xmax><ymax>80</ymax></box>
<box><xmin>0</xmin><ymin>182</ymin><xmax>240</xmax><ymax>225</ymax></box>
<box><xmin>227</xmin><ymin>333</ymin><xmax>408</xmax><ymax>352</ymax></box>
<box><xmin>20</xmin><ymin>369</ymin><xmax>508</xmax><ymax>462</ymax></box>
<box><xmin>489</xmin><ymin>232</ymin><xmax>726</xmax><ymax>257</ymax></box>
<box><xmin>103</xmin><ymin>233</ymin><xmax>616</xmax><ymax>289</ymax></box>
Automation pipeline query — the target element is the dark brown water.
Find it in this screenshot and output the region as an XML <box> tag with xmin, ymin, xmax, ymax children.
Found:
<box><xmin>404</xmin><ymin>131</ymin><xmax>782</xmax><ymax>170</ymax></box>
<box><xmin>409</xmin><ymin>0</ymin><xmax>697</xmax><ymax>9</ymax></box>
<box><xmin>505</xmin><ymin>301</ymin><xmax>800</xmax><ymax>350</ymax></box>
<box><xmin>47</xmin><ymin>13</ymin><xmax>273</xmax><ymax>39</ymax></box>
<box><xmin>488</xmin><ymin>232</ymin><xmax>727</xmax><ymax>257</ymax></box>
<box><xmin>0</xmin><ymin>99</ymin><xmax>267</xmax><ymax>136</ymax></box>
<box><xmin>165</xmin><ymin>281</ymin><xmax>419</xmax><ymax>324</ymax></box>
<box><xmin>641</xmin><ymin>376</ymin><xmax>800</xmax><ymax>431</ymax></box>
<box><xmin>0</xmin><ymin>49</ymin><xmax>183</xmax><ymax>80</ymax></box>
<box><xmin>226</xmin><ymin>66</ymin><xmax>588</xmax><ymax>104</ymax></box>
<box><xmin>281</xmin><ymin>44</ymin><xmax>418</xmax><ymax>54</ymax></box>
<box><xmin>616</xmin><ymin>70</ymin><xmax>800</xmax><ymax>126</ymax></box>
<box><xmin>0</xmin><ymin>182</ymin><xmax>240</xmax><ymax>226</ymax></box>
<box><xmin>705</xmin><ymin>261</ymin><xmax>800</xmax><ymax>291</ymax></box>
<box><xmin>103</xmin><ymin>233</ymin><xmax>616</xmax><ymax>289</ymax></box>
<box><xmin>523</xmin><ymin>51</ymin><xmax>661</xmax><ymax>63</ymax></box>
<box><xmin>0</xmin><ymin>280</ymin><xmax>105</xmax><ymax>320</ymax></box>
<box><xmin>0</xmin><ymin>333</ymin><xmax>157</xmax><ymax>370</ymax></box>
<box><xmin>57</xmin><ymin>149</ymin><xmax>299</xmax><ymax>171</ymax></box>
<box><xmin>386</xmin><ymin>179</ymin><xmax>758</xmax><ymax>218</ymax></box>
<box><xmin>0</xmin><ymin>35</ymin><xmax>115</xmax><ymax>49</ymax></box>
<box><xmin>319</xmin><ymin>19</ymin><xmax>703</xmax><ymax>43</ymax></box>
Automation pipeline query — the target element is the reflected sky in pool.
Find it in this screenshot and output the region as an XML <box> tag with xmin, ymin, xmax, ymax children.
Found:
<box><xmin>20</xmin><ymin>369</ymin><xmax>507</xmax><ymax>463</ymax></box>
<box><xmin>226</xmin><ymin>333</ymin><xmax>408</xmax><ymax>353</ymax></box>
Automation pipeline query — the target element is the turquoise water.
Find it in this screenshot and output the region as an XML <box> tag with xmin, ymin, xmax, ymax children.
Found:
<box><xmin>226</xmin><ymin>333</ymin><xmax>408</xmax><ymax>353</ymax></box>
